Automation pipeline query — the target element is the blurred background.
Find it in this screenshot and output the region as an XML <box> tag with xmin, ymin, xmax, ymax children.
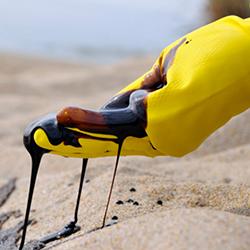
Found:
<box><xmin>0</xmin><ymin>0</ymin><xmax>249</xmax><ymax>64</ymax></box>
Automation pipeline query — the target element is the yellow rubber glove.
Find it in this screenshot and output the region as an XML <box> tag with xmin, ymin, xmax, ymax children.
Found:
<box><xmin>114</xmin><ymin>15</ymin><xmax>250</xmax><ymax>156</ymax></box>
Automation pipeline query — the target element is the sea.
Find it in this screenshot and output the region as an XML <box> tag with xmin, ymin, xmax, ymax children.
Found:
<box><xmin>0</xmin><ymin>0</ymin><xmax>206</xmax><ymax>64</ymax></box>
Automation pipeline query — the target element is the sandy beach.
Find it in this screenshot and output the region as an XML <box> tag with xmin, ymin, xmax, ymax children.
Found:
<box><xmin>0</xmin><ymin>53</ymin><xmax>249</xmax><ymax>250</ymax></box>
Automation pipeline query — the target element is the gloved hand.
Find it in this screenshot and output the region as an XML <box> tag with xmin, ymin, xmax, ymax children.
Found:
<box><xmin>27</xmin><ymin>16</ymin><xmax>250</xmax><ymax>158</ymax></box>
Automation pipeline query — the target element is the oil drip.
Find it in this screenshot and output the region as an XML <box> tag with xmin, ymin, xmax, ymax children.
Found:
<box><xmin>19</xmin><ymin>150</ymin><xmax>44</xmax><ymax>250</ymax></box>
<box><xmin>101</xmin><ymin>139</ymin><xmax>123</xmax><ymax>228</ymax></box>
<box><xmin>19</xmin><ymin>134</ymin><xmax>88</xmax><ymax>250</ymax></box>
<box><xmin>39</xmin><ymin>158</ymin><xmax>88</xmax><ymax>245</ymax></box>
<box><xmin>19</xmin><ymin>141</ymin><xmax>123</xmax><ymax>249</ymax></box>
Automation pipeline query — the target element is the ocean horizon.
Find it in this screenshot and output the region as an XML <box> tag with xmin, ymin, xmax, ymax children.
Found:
<box><xmin>0</xmin><ymin>0</ymin><xmax>206</xmax><ymax>64</ymax></box>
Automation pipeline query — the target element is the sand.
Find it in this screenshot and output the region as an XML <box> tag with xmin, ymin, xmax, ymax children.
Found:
<box><xmin>0</xmin><ymin>52</ymin><xmax>249</xmax><ymax>250</ymax></box>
